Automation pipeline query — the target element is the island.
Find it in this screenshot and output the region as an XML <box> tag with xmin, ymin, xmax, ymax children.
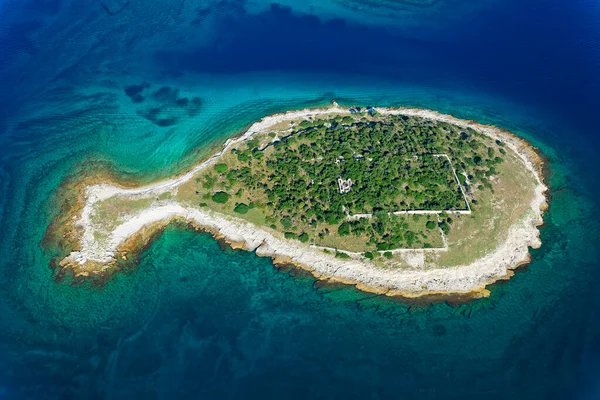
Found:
<box><xmin>44</xmin><ymin>104</ymin><xmax>548</xmax><ymax>300</ymax></box>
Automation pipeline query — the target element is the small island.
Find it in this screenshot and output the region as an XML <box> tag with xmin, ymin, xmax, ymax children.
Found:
<box><xmin>45</xmin><ymin>104</ymin><xmax>547</xmax><ymax>299</ymax></box>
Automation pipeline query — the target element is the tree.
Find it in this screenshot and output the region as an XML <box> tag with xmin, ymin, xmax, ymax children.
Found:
<box><xmin>212</xmin><ymin>191</ymin><xmax>229</xmax><ymax>204</ymax></box>
<box><xmin>439</xmin><ymin>221</ymin><xmax>450</xmax><ymax>235</ymax></box>
<box><xmin>281</xmin><ymin>217</ymin><xmax>292</xmax><ymax>229</ymax></box>
<box><xmin>234</xmin><ymin>203</ymin><xmax>250</xmax><ymax>214</ymax></box>
<box><xmin>338</xmin><ymin>222</ymin><xmax>350</xmax><ymax>236</ymax></box>
<box><xmin>298</xmin><ymin>232</ymin><xmax>309</xmax><ymax>243</ymax></box>
<box><xmin>426</xmin><ymin>220</ymin><xmax>437</xmax><ymax>230</ymax></box>
<box><xmin>214</xmin><ymin>163</ymin><xmax>228</xmax><ymax>173</ymax></box>
<box><xmin>237</xmin><ymin>151</ymin><xmax>250</xmax><ymax>162</ymax></box>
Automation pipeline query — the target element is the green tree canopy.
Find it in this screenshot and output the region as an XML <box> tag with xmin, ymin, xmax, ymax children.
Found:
<box><xmin>234</xmin><ymin>203</ymin><xmax>250</xmax><ymax>214</ymax></box>
<box><xmin>212</xmin><ymin>191</ymin><xmax>229</xmax><ymax>204</ymax></box>
<box><xmin>214</xmin><ymin>163</ymin><xmax>228</xmax><ymax>173</ymax></box>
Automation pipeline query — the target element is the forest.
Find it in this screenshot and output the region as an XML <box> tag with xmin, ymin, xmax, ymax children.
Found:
<box><xmin>196</xmin><ymin>113</ymin><xmax>503</xmax><ymax>253</ymax></box>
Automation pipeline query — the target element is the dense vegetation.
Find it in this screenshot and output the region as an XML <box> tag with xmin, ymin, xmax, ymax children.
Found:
<box><xmin>196</xmin><ymin>113</ymin><xmax>504</xmax><ymax>253</ymax></box>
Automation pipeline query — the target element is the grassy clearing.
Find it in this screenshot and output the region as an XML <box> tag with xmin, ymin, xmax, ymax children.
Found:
<box><xmin>434</xmin><ymin>149</ymin><xmax>536</xmax><ymax>266</ymax></box>
<box><xmin>315</xmin><ymin>228</ymin><xmax>374</xmax><ymax>252</ymax></box>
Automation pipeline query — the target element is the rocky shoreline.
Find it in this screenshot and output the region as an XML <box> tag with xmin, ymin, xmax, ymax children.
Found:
<box><xmin>44</xmin><ymin>105</ymin><xmax>548</xmax><ymax>300</ymax></box>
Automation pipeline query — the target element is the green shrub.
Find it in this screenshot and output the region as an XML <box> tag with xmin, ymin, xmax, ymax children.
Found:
<box><xmin>284</xmin><ymin>232</ymin><xmax>297</xmax><ymax>239</ymax></box>
<box><xmin>202</xmin><ymin>175</ymin><xmax>216</xmax><ymax>189</ymax></box>
<box><xmin>337</xmin><ymin>222</ymin><xmax>350</xmax><ymax>236</ymax></box>
<box><xmin>439</xmin><ymin>221</ymin><xmax>450</xmax><ymax>235</ymax></box>
<box><xmin>326</xmin><ymin>213</ymin><xmax>339</xmax><ymax>225</ymax></box>
<box><xmin>234</xmin><ymin>203</ymin><xmax>250</xmax><ymax>214</ymax></box>
<box><xmin>425</xmin><ymin>221</ymin><xmax>437</xmax><ymax>230</ymax></box>
<box><xmin>335</xmin><ymin>252</ymin><xmax>350</xmax><ymax>259</ymax></box>
<box><xmin>281</xmin><ymin>217</ymin><xmax>292</xmax><ymax>229</ymax></box>
<box><xmin>376</xmin><ymin>242</ymin><xmax>390</xmax><ymax>251</ymax></box>
<box><xmin>383</xmin><ymin>251</ymin><xmax>393</xmax><ymax>259</ymax></box>
<box><xmin>298</xmin><ymin>232</ymin><xmax>309</xmax><ymax>243</ymax></box>
<box><xmin>211</xmin><ymin>191</ymin><xmax>229</xmax><ymax>204</ymax></box>
<box><xmin>247</xmin><ymin>138</ymin><xmax>259</xmax><ymax>149</ymax></box>
<box><xmin>214</xmin><ymin>163</ymin><xmax>228</xmax><ymax>173</ymax></box>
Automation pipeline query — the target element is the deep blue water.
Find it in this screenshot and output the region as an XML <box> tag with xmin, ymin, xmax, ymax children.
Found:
<box><xmin>1</xmin><ymin>0</ymin><xmax>600</xmax><ymax>398</ymax></box>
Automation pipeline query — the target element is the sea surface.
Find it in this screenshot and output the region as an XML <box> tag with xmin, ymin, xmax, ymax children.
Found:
<box><xmin>0</xmin><ymin>0</ymin><xmax>599</xmax><ymax>399</ymax></box>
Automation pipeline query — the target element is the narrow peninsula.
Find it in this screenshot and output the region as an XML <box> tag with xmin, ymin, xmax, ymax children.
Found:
<box><xmin>45</xmin><ymin>104</ymin><xmax>547</xmax><ymax>299</ymax></box>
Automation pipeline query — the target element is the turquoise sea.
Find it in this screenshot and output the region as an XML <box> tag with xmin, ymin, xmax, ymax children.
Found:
<box><xmin>0</xmin><ymin>0</ymin><xmax>599</xmax><ymax>398</ymax></box>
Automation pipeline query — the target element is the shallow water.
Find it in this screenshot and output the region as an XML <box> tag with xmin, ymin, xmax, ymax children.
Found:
<box><xmin>0</xmin><ymin>0</ymin><xmax>599</xmax><ymax>399</ymax></box>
